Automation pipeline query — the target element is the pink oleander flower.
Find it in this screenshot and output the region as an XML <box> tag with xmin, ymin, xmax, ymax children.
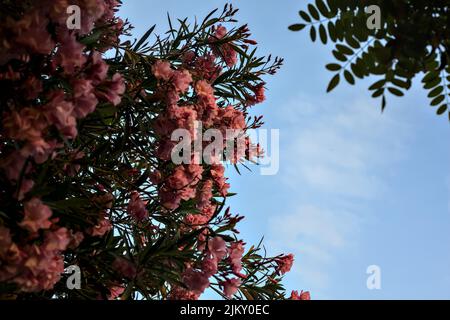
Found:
<box><xmin>246</xmin><ymin>82</ymin><xmax>266</xmax><ymax>106</ymax></box>
<box><xmin>222</xmin><ymin>278</ymin><xmax>241</xmax><ymax>298</ymax></box>
<box><xmin>108</xmin><ymin>286</ymin><xmax>125</xmax><ymax>300</ymax></box>
<box><xmin>71</xmin><ymin>78</ymin><xmax>99</xmax><ymax>118</ymax></box>
<box><xmin>210</xmin><ymin>164</ymin><xmax>230</xmax><ymax>196</ymax></box>
<box><xmin>195</xmin><ymin>80</ymin><xmax>216</xmax><ymax>106</ymax></box>
<box><xmin>19</xmin><ymin>198</ymin><xmax>53</xmax><ymax>233</ymax></box>
<box><xmin>3</xmin><ymin>108</ymin><xmax>47</xmax><ymax>142</ymax></box>
<box><xmin>44</xmin><ymin>227</ymin><xmax>71</xmax><ymax>251</ymax></box>
<box><xmin>210</xmin><ymin>25</ymin><xmax>238</xmax><ymax>67</ymax></box>
<box><xmin>290</xmin><ymin>290</ymin><xmax>311</xmax><ymax>300</ymax></box>
<box><xmin>196</xmin><ymin>180</ymin><xmax>213</xmax><ymax>209</ymax></box>
<box><xmin>44</xmin><ymin>95</ymin><xmax>78</xmax><ymax>139</ymax></box>
<box><xmin>55</xmin><ymin>31</ymin><xmax>87</xmax><ymax>74</ymax></box>
<box><xmin>208</xmin><ymin>236</ymin><xmax>227</xmax><ymax>261</ymax></box>
<box><xmin>96</xmin><ymin>73</ymin><xmax>126</xmax><ymax>106</ymax></box>
<box><xmin>113</xmin><ymin>257</ymin><xmax>137</xmax><ymax>279</ymax></box>
<box><xmin>172</xmin><ymin>70</ymin><xmax>192</xmax><ymax>93</ymax></box>
<box><xmin>127</xmin><ymin>191</ymin><xmax>149</xmax><ymax>221</ymax></box>
<box><xmin>87</xmin><ymin>52</ymin><xmax>109</xmax><ymax>85</ymax></box>
<box><xmin>89</xmin><ymin>217</ymin><xmax>112</xmax><ymax>237</ymax></box>
<box><xmin>228</xmin><ymin>241</ymin><xmax>245</xmax><ymax>275</ymax></box>
<box><xmin>169</xmin><ymin>286</ymin><xmax>200</xmax><ymax>300</ymax></box>
<box><xmin>276</xmin><ymin>253</ymin><xmax>294</xmax><ymax>275</ymax></box>
<box><xmin>17</xmin><ymin>179</ymin><xmax>34</xmax><ymax>201</ymax></box>
<box><xmin>0</xmin><ymin>151</ymin><xmax>28</xmax><ymax>181</ymax></box>
<box><xmin>152</xmin><ymin>60</ymin><xmax>174</xmax><ymax>81</ymax></box>
<box><xmin>14</xmin><ymin>11</ymin><xmax>55</xmax><ymax>55</ymax></box>
<box><xmin>182</xmin><ymin>267</ymin><xmax>210</xmax><ymax>295</ymax></box>
<box><xmin>201</xmin><ymin>256</ymin><xmax>218</xmax><ymax>277</ymax></box>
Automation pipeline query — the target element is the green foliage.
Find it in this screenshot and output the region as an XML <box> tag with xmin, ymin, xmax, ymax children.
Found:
<box><xmin>289</xmin><ymin>0</ymin><xmax>450</xmax><ymax>120</ymax></box>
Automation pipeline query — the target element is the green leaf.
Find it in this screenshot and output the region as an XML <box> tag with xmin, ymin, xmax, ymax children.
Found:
<box><xmin>424</xmin><ymin>77</ymin><xmax>441</xmax><ymax>89</ymax></box>
<box><xmin>345</xmin><ymin>34</ymin><xmax>360</xmax><ymax>49</ymax></box>
<box><xmin>336</xmin><ymin>44</ymin><xmax>353</xmax><ymax>55</ymax></box>
<box><xmin>316</xmin><ymin>0</ymin><xmax>330</xmax><ymax>17</ymax></box>
<box><xmin>422</xmin><ymin>71</ymin><xmax>439</xmax><ymax>84</ymax></box>
<box><xmin>381</xmin><ymin>95</ymin><xmax>387</xmax><ymax>112</ymax></box>
<box><xmin>332</xmin><ymin>50</ymin><xmax>347</xmax><ymax>62</ymax></box>
<box><xmin>326</xmin><ymin>63</ymin><xmax>341</xmax><ymax>71</ymax></box>
<box><xmin>327</xmin><ymin>74</ymin><xmax>340</xmax><ymax>92</ymax></box>
<box><xmin>299</xmin><ymin>10</ymin><xmax>311</xmax><ymax>22</ymax></box>
<box><xmin>436</xmin><ymin>104</ymin><xmax>448</xmax><ymax>115</ymax></box>
<box><xmin>344</xmin><ymin>70</ymin><xmax>355</xmax><ymax>85</ymax></box>
<box><xmin>134</xmin><ymin>25</ymin><xmax>156</xmax><ymax>51</ymax></box>
<box><xmin>310</xmin><ymin>26</ymin><xmax>317</xmax><ymax>42</ymax></box>
<box><xmin>319</xmin><ymin>24</ymin><xmax>327</xmax><ymax>44</ymax></box>
<box><xmin>388</xmin><ymin>87</ymin><xmax>404</xmax><ymax>96</ymax></box>
<box><xmin>351</xmin><ymin>63</ymin><xmax>364</xmax><ymax>78</ymax></box>
<box><xmin>328</xmin><ymin>21</ymin><xmax>337</xmax><ymax>42</ymax></box>
<box><xmin>372</xmin><ymin>88</ymin><xmax>384</xmax><ymax>98</ymax></box>
<box><xmin>369</xmin><ymin>79</ymin><xmax>386</xmax><ymax>91</ymax></box>
<box><xmin>288</xmin><ymin>23</ymin><xmax>306</xmax><ymax>31</ymax></box>
<box><xmin>427</xmin><ymin>86</ymin><xmax>444</xmax><ymax>98</ymax></box>
<box><xmin>430</xmin><ymin>95</ymin><xmax>445</xmax><ymax>106</ymax></box>
<box><xmin>308</xmin><ymin>4</ymin><xmax>320</xmax><ymax>20</ymax></box>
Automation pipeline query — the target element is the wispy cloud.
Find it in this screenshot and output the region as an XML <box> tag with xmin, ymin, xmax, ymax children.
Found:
<box><xmin>267</xmin><ymin>94</ymin><xmax>409</xmax><ymax>295</ymax></box>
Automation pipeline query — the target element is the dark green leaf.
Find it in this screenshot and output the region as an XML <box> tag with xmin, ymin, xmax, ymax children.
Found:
<box><xmin>327</xmin><ymin>73</ymin><xmax>340</xmax><ymax>92</ymax></box>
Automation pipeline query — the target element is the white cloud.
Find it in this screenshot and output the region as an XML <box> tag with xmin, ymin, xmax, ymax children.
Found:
<box><xmin>267</xmin><ymin>94</ymin><xmax>409</xmax><ymax>293</ymax></box>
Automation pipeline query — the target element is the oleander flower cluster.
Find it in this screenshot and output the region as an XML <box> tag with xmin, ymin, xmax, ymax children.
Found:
<box><xmin>0</xmin><ymin>1</ymin><xmax>308</xmax><ymax>300</ymax></box>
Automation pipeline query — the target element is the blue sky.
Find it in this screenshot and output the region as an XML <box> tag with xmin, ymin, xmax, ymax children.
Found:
<box><xmin>120</xmin><ymin>0</ymin><xmax>450</xmax><ymax>299</ymax></box>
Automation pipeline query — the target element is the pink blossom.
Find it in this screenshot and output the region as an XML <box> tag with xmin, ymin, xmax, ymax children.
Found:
<box><xmin>228</xmin><ymin>241</ymin><xmax>245</xmax><ymax>275</ymax></box>
<box><xmin>108</xmin><ymin>286</ymin><xmax>125</xmax><ymax>300</ymax></box>
<box><xmin>55</xmin><ymin>32</ymin><xmax>87</xmax><ymax>74</ymax></box>
<box><xmin>71</xmin><ymin>78</ymin><xmax>99</xmax><ymax>118</ymax></box>
<box><xmin>19</xmin><ymin>198</ymin><xmax>53</xmax><ymax>233</ymax></box>
<box><xmin>208</xmin><ymin>236</ymin><xmax>227</xmax><ymax>261</ymax></box>
<box><xmin>87</xmin><ymin>52</ymin><xmax>109</xmax><ymax>85</ymax></box>
<box><xmin>15</xmin><ymin>11</ymin><xmax>55</xmax><ymax>55</ymax></box>
<box><xmin>201</xmin><ymin>256</ymin><xmax>218</xmax><ymax>277</ymax></box>
<box><xmin>3</xmin><ymin>108</ymin><xmax>47</xmax><ymax>142</ymax></box>
<box><xmin>195</xmin><ymin>80</ymin><xmax>216</xmax><ymax>107</ymax></box>
<box><xmin>96</xmin><ymin>73</ymin><xmax>126</xmax><ymax>106</ymax></box>
<box><xmin>90</xmin><ymin>217</ymin><xmax>112</xmax><ymax>237</ymax></box>
<box><xmin>0</xmin><ymin>151</ymin><xmax>28</xmax><ymax>181</ymax></box>
<box><xmin>17</xmin><ymin>179</ymin><xmax>34</xmax><ymax>201</ymax></box>
<box><xmin>222</xmin><ymin>278</ymin><xmax>241</xmax><ymax>298</ymax></box>
<box><xmin>210</xmin><ymin>26</ymin><xmax>238</xmax><ymax>67</ymax></box>
<box><xmin>113</xmin><ymin>257</ymin><xmax>137</xmax><ymax>279</ymax></box>
<box><xmin>211</xmin><ymin>164</ymin><xmax>230</xmax><ymax>197</ymax></box>
<box><xmin>182</xmin><ymin>268</ymin><xmax>210</xmax><ymax>295</ymax></box>
<box><xmin>44</xmin><ymin>228</ymin><xmax>71</xmax><ymax>251</ymax></box>
<box><xmin>44</xmin><ymin>92</ymin><xmax>78</xmax><ymax>139</ymax></box>
<box><xmin>172</xmin><ymin>70</ymin><xmax>192</xmax><ymax>93</ymax></box>
<box><xmin>276</xmin><ymin>254</ymin><xmax>294</xmax><ymax>275</ymax></box>
<box><xmin>127</xmin><ymin>191</ymin><xmax>149</xmax><ymax>221</ymax></box>
<box><xmin>169</xmin><ymin>286</ymin><xmax>200</xmax><ymax>300</ymax></box>
<box><xmin>196</xmin><ymin>180</ymin><xmax>213</xmax><ymax>209</ymax></box>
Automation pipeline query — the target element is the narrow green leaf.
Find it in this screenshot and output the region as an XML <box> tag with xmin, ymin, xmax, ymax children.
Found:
<box><xmin>288</xmin><ymin>23</ymin><xmax>306</xmax><ymax>31</ymax></box>
<box><xmin>388</xmin><ymin>87</ymin><xmax>404</xmax><ymax>96</ymax></box>
<box><xmin>299</xmin><ymin>10</ymin><xmax>311</xmax><ymax>22</ymax></box>
<box><xmin>327</xmin><ymin>74</ymin><xmax>340</xmax><ymax>92</ymax></box>
<box><xmin>344</xmin><ymin>70</ymin><xmax>355</xmax><ymax>85</ymax></box>
<box><xmin>430</xmin><ymin>95</ymin><xmax>445</xmax><ymax>106</ymax></box>
<box><xmin>326</xmin><ymin>63</ymin><xmax>341</xmax><ymax>71</ymax></box>
<box><xmin>319</xmin><ymin>24</ymin><xmax>327</xmax><ymax>44</ymax></box>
